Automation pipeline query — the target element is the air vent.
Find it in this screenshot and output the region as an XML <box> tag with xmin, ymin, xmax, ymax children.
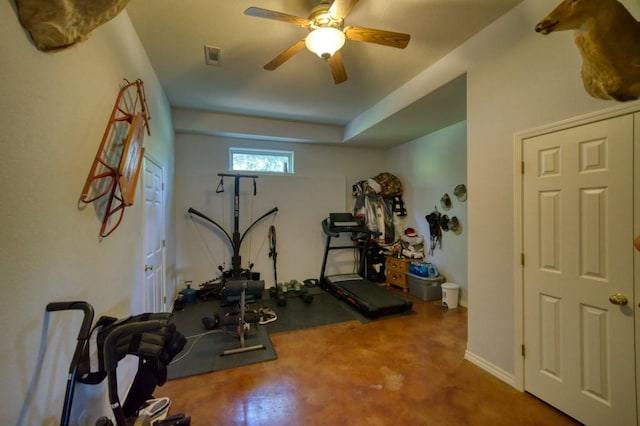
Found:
<box><xmin>204</xmin><ymin>45</ymin><xmax>221</xmax><ymax>65</ymax></box>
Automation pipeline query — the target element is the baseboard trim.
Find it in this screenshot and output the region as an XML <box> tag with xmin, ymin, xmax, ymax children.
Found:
<box><xmin>464</xmin><ymin>349</ymin><xmax>517</xmax><ymax>389</ymax></box>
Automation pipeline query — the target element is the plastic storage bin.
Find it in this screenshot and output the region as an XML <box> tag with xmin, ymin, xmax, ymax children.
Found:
<box><xmin>406</xmin><ymin>272</ymin><xmax>446</xmax><ymax>301</ymax></box>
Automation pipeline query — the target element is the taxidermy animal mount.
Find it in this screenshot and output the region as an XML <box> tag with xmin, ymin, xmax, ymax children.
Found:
<box><xmin>535</xmin><ymin>0</ymin><xmax>640</xmax><ymax>102</ymax></box>
<box><xmin>15</xmin><ymin>0</ymin><xmax>131</xmax><ymax>51</ymax></box>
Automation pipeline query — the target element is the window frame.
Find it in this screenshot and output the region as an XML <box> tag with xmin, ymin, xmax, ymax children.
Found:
<box><xmin>229</xmin><ymin>147</ymin><xmax>295</xmax><ymax>174</ymax></box>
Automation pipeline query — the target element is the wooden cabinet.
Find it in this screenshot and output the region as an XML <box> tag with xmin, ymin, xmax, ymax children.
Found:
<box><xmin>385</xmin><ymin>256</ymin><xmax>411</xmax><ymax>292</ymax></box>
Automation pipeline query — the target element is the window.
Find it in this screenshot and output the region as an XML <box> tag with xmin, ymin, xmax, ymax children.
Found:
<box><xmin>229</xmin><ymin>147</ymin><xmax>294</xmax><ymax>174</ymax></box>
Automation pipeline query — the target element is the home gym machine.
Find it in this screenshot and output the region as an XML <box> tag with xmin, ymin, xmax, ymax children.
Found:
<box><xmin>188</xmin><ymin>173</ymin><xmax>278</xmax><ymax>355</ymax></box>
<box><xmin>188</xmin><ymin>173</ymin><xmax>278</xmax><ymax>283</ymax></box>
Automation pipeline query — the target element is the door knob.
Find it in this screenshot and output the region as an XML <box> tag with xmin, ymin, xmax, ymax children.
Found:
<box><xmin>609</xmin><ymin>293</ymin><xmax>628</xmax><ymax>306</ymax></box>
<box><xmin>145</xmin><ymin>265</ymin><xmax>153</xmax><ymax>271</ymax></box>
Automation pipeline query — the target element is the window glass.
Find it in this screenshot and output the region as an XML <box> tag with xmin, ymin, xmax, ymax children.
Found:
<box><xmin>230</xmin><ymin>148</ymin><xmax>294</xmax><ymax>174</ymax></box>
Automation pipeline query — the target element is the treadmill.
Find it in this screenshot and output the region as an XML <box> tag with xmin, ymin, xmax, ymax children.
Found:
<box><xmin>319</xmin><ymin>213</ymin><xmax>413</xmax><ymax>318</ymax></box>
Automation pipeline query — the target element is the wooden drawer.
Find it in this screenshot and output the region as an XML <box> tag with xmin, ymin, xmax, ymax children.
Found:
<box><xmin>386</xmin><ymin>257</ymin><xmax>410</xmax><ymax>272</ymax></box>
<box><xmin>387</xmin><ymin>271</ymin><xmax>406</xmax><ymax>287</ymax></box>
<box><xmin>385</xmin><ymin>256</ymin><xmax>410</xmax><ymax>291</ymax></box>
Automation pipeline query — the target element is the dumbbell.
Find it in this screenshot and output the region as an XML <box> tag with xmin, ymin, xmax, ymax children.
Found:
<box><xmin>277</xmin><ymin>291</ymin><xmax>287</xmax><ymax>307</ymax></box>
<box><xmin>299</xmin><ymin>289</ymin><xmax>313</xmax><ymax>304</ymax></box>
<box><xmin>201</xmin><ymin>312</ymin><xmax>221</xmax><ymax>330</ymax></box>
<box><xmin>269</xmin><ymin>286</ymin><xmax>287</xmax><ymax>305</ymax></box>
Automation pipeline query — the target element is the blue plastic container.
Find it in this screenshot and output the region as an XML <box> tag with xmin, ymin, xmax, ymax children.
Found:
<box><xmin>409</xmin><ymin>262</ymin><xmax>428</xmax><ymax>277</ymax></box>
<box><xmin>181</xmin><ymin>284</ymin><xmax>197</xmax><ymax>304</ymax></box>
<box><xmin>409</xmin><ymin>262</ymin><xmax>439</xmax><ymax>278</ymax></box>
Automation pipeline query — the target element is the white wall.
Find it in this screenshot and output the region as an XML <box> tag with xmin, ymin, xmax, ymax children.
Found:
<box><xmin>460</xmin><ymin>0</ymin><xmax>640</xmax><ymax>379</ymax></box>
<box><xmin>387</xmin><ymin>121</ymin><xmax>468</xmax><ymax>306</ymax></box>
<box><xmin>367</xmin><ymin>0</ymin><xmax>639</xmax><ymax>383</ymax></box>
<box><xmin>174</xmin><ymin>134</ymin><xmax>388</xmax><ymax>290</ymax></box>
<box><xmin>6</xmin><ymin>0</ymin><xmax>638</xmax><ymax>422</ymax></box>
<box><xmin>0</xmin><ymin>6</ymin><xmax>175</xmax><ymax>425</ymax></box>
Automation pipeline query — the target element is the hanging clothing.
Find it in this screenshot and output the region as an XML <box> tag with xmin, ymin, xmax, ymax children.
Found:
<box><xmin>354</xmin><ymin>194</ymin><xmax>395</xmax><ymax>244</ymax></box>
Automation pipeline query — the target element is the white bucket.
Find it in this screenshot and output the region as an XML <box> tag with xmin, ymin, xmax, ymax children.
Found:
<box><xmin>441</xmin><ymin>283</ymin><xmax>460</xmax><ymax>309</ymax></box>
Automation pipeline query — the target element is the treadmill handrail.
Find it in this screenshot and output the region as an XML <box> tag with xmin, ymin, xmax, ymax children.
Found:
<box><xmin>319</xmin><ymin>217</ymin><xmax>371</xmax><ymax>282</ymax></box>
<box><xmin>321</xmin><ymin>218</ymin><xmax>339</xmax><ymax>237</ymax></box>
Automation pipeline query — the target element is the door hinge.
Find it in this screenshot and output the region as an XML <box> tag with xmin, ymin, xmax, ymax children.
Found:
<box><xmin>162</xmin><ymin>240</ymin><xmax>165</xmax><ymax>248</ymax></box>
<box><xmin>521</xmin><ymin>344</ymin><xmax>525</xmax><ymax>357</ymax></box>
<box><xmin>521</xmin><ymin>253</ymin><xmax>525</xmax><ymax>266</ymax></box>
<box><xmin>521</xmin><ymin>161</ymin><xmax>525</xmax><ymax>174</ymax></box>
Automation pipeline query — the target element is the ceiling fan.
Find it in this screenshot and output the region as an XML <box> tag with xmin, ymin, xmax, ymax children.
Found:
<box><xmin>244</xmin><ymin>0</ymin><xmax>411</xmax><ymax>84</ymax></box>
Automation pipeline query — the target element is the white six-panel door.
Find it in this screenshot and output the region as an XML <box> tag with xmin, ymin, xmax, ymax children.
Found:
<box><xmin>523</xmin><ymin>115</ymin><xmax>636</xmax><ymax>425</ymax></box>
<box><xmin>143</xmin><ymin>156</ymin><xmax>165</xmax><ymax>313</ymax></box>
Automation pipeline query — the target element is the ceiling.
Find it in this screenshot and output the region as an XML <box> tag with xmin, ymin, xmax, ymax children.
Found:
<box><xmin>126</xmin><ymin>0</ymin><xmax>522</xmax><ymax>148</ymax></box>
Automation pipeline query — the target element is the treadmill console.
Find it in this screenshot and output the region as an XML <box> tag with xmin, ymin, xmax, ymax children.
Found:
<box><xmin>324</xmin><ymin>213</ymin><xmax>367</xmax><ymax>234</ymax></box>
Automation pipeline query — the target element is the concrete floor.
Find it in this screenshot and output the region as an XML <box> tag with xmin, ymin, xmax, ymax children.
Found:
<box><xmin>156</xmin><ymin>291</ymin><xmax>580</xmax><ymax>425</ymax></box>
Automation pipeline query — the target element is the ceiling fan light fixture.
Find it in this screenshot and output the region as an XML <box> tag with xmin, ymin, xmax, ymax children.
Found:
<box><xmin>305</xmin><ymin>27</ymin><xmax>345</xmax><ymax>59</ymax></box>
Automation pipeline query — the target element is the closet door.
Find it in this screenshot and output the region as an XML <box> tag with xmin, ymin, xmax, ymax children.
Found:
<box><xmin>522</xmin><ymin>115</ymin><xmax>636</xmax><ymax>425</ymax></box>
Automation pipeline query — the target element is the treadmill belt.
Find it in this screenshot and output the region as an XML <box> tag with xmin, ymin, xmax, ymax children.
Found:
<box><xmin>325</xmin><ymin>276</ymin><xmax>413</xmax><ymax>318</ymax></box>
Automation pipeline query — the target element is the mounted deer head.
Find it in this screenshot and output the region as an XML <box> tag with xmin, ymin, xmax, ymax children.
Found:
<box><xmin>535</xmin><ymin>0</ymin><xmax>640</xmax><ymax>102</ymax></box>
<box><xmin>16</xmin><ymin>0</ymin><xmax>131</xmax><ymax>51</ymax></box>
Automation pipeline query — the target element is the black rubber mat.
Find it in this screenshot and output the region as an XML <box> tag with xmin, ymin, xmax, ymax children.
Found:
<box><xmin>167</xmin><ymin>299</ymin><xmax>277</xmax><ymax>380</ymax></box>
<box><xmin>261</xmin><ymin>288</ymin><xmax>359</xmax><ymax>334</ymax></box>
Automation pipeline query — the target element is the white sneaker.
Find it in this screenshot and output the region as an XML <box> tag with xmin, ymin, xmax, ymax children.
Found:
<box><xmin>138</xmin><ymin>397</ymin><xmax>170</xmax><ymax>421</ymax></box>
<box><xmin>259</xmin><ymin>307</ymin><xmax>278</xmax><ymax>325</ymax></box>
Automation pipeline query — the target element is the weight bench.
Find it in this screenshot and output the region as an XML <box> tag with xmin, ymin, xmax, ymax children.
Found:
<box><xmin>219</xmin><ymin>279</ymin><xmax>266</xmax><ymax>356</ymax></box>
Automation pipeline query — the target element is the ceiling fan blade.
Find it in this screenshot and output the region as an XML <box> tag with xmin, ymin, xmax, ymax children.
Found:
<box><xmin>344</xmin><ymin>26</ymin><xmax>410</xmax><ymax>49</ymax></box>
<box><xmin>326</xmin><ymin>51</ymin><xmax>348</xmax><ymax>84</ymax></box>
<box><xmin>244</xmin><ymin>7</ymin><xmax>310</xmax><ymax>27</ymax></box>
<box><xmin>329</xmin><ymin>0</ymin><xmax>359</xmax><ymax>20</ymax></box>
<box><xmin>264</xmin><ymin>39</ymin><xmax>307</xmax><ymax>70</ymax></box>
